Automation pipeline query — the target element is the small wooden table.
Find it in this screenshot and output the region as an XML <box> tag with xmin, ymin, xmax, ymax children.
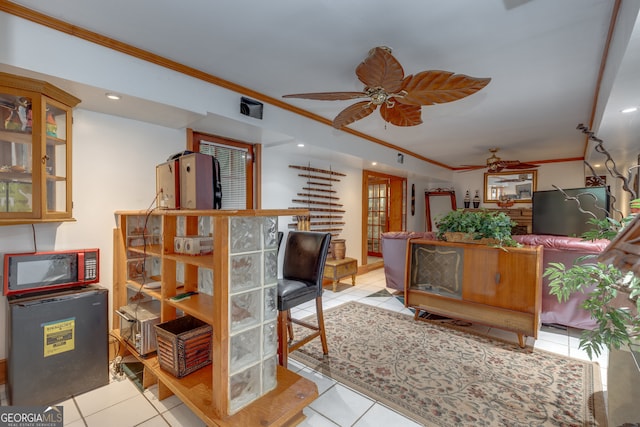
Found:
<box><xmin>324</xmin><ymin>257</ymin><xmax>357</xmax><ymax>292</ymax></box>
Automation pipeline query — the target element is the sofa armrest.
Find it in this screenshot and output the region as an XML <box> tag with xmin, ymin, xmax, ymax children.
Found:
<box><xmin>514</xmin><ymin>234</ymin><xmax>609</xmax><ymax>253</ymax></box>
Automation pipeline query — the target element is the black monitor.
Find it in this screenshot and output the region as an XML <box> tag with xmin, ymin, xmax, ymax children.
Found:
<box><xmin>532</xmin><ymin>186</ymin><xmax>609</xmax><ymax>237</ymax></box>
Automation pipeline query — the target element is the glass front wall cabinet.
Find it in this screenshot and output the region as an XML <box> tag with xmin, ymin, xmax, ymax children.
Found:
<box><xmin>0</xmin><ymin>72</ymin><xmax>80</xmax><ymax>225</ymax></box>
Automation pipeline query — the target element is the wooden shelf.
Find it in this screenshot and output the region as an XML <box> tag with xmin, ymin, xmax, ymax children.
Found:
<box><xmin>127</xmin><ymin>244</ymin><xmax>162</xmax><ymax>257</ymax></box>
<box><xmin>165</xmin><ymin>293</ymin><xmax>214</xmax><ymax>324</ymax></box>
<box><xmin>164</xmin><ymin>252</ymin><xmax>214</xmax><ymax>269</ymax></box>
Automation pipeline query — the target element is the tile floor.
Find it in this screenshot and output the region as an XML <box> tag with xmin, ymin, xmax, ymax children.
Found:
<box><xmin>0</xmin><ymin>268</ymin><xmax>609</xmax><ymax>426</ymax></box>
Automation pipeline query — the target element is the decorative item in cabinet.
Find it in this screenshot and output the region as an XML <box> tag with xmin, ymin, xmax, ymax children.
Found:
<box><xmin>289</xmin><ymin>163</ymin><xmax>346</xmax><ymax>237</ymax></box>
<box><xmin>0</xmin><ymin>72</ymin><xmax>80</xmax><ymax>225</ymax></box>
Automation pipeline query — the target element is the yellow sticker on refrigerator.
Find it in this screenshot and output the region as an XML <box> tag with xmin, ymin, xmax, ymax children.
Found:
<box><xmin>43</xmin><ymin>318</ymin><xmax>75</xmax><ymax>357</ymax></box>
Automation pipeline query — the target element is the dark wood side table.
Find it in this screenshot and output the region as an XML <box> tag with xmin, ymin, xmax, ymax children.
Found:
<box><xmin>324</xmin><ymin>257</ymin><xmax>357</xmax><ymax>292</ymax></box>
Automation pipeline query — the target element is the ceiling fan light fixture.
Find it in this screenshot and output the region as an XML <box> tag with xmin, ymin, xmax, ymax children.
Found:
<box><xmin>283</xmin><ymin>46</ymin><xmax>491</xmax><ymax>129</ymax></box>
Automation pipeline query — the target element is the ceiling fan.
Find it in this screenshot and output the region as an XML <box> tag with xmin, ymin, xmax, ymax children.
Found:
<box><xmin>283</xmin><ymin>46</ymin><xmax>491</xmax><ymax>129</ymax></box>
<box><xmin>461</xmin><ymin>148</ymin><xmax>539</xmax><ymax>172</ymax></box>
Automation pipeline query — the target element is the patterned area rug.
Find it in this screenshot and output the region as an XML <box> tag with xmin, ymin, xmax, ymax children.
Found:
<box><xmin>290</xmin><ymin>301</ymin><xmax>607</xmax><ymax>426</ymax></box>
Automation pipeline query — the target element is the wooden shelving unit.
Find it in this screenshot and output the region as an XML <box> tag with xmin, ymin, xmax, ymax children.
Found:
<box><xmin>113</xmin><ymin>208</ymin><xmax>316</xmax><ymax>426</ymax></box>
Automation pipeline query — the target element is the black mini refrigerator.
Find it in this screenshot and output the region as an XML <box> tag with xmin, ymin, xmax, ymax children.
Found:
<box><xmin>6</xmin><ymin>284</ymin><xmax>109</xmax><ymax>405</ymax></box>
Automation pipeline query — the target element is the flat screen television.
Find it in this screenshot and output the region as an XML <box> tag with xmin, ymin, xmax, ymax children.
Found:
<box><xmin>532</xmin><ymin>186</ymin><xmax>609</xmax><ymax>237</ymax></box>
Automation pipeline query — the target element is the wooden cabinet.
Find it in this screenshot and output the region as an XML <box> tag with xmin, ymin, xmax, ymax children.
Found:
<box><xmin>464</xmin><ymin>208</ymin><xmax>533</xmax><ymax>234</ymax></box>
<box><xmin>405</xmin><ymin>239</ymin><xmax>542</xmax><ymax>347</ymax></box>
<box><xmin>0</xmin><ymin>72</ymin><xmax>80</xmax><ymax>225</ymax></box>
<box><xmin>113</xmin><ymin>209</ymin><xmax>317</xmax><ymax>426</ymax></box>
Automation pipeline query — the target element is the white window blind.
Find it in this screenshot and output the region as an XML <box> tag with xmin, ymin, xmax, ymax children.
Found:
<box><xmin>199</xmin><ymin>141</ymin><xmax>247</xmax><ymax>209</ymax></box>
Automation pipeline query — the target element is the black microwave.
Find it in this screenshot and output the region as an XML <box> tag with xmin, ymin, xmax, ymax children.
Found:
<box><xmin>3</xmin><ymin>249</ymin><xmax>99</xmax><ymax>296</ymax></box>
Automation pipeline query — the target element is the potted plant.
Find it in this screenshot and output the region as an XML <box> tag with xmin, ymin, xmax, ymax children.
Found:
<box><xmin>435</xmin><ymin>209</ymin><xmax>518</xmax><ymax>247</ymax></box>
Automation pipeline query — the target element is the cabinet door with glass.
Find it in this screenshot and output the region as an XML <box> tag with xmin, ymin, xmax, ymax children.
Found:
<box><xmin>0</xmin><ymin>73</ymin><xmax>80</xmax><ymax>225</ymax></box>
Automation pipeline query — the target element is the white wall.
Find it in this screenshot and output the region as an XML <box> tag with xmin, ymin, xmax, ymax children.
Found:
<box><xmin>261</xmin><ymin>149</ymin><xmax>363</xmax><ymax>263</ymax></box>
<box><xmin>0</xmin><ymin>109</ymin><xmax>185</xmax><ymax>358</ymax></box>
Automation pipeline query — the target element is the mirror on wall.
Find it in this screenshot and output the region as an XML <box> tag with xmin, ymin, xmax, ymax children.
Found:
<box><xmin>484</xmin><ymin>170</ymin><xmax>537</xmax><ymax>203</ymax></box>
<box><xmin>425</xmin><ymin>190</ymin><xmax>457</xmax><ymax>231</ymax></box>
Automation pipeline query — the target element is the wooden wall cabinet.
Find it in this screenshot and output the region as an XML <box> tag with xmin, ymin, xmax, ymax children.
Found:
<box><xmin>0</xmin><ymin>72</ymin><xmax>80</xmax><ymax>225</ymax></box>
<box><xmin>405</xmin><ymin>239</ymin><xmax>542</xmax><ymax>347</ymax></box>
<box><xmin>113</xmin><ymin>209</ymin><xmax>316</xmax><ymax>426</ymax></box>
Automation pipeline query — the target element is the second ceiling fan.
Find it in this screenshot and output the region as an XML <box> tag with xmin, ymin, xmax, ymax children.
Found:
<box><xmin>283</xmin><ymin>46</ymin><xmax>491</xmax><ymax>129</ymax></box>
<box><xmin>461</xmin><ymin>148</ymin><xmax>539</xmax><ymax>173</ymax></box>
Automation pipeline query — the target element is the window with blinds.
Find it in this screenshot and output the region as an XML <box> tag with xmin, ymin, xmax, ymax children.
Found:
<box><xmin>199</xmin><ymin>141</ymin><xmax>247</xmax><ymax>210</ymax></box>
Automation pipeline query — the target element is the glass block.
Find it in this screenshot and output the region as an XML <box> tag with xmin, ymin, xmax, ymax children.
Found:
<box><xmin>263</xmin><ymin>217</ymin><xmax>278</xmax><ymax>249</ymax></box>
<box><xmin>263</xmin><ymin>321</ymin><xmax>277</xmax><ymax>356</ymax></box>
<box><xmin>176</xmin><ymin>262</ymin><xmax>184</xmax><ymax>285</ymax></box>
<box><xmin>198</xmin><ymin>216</ymin><xmax>213</xmax><ymax>236</ymax></box>
<box><xmin>262</xmin><ymin>355</ymin><xmax>278</xmax><ymax>393</ymax></box>
<box><xmin>263</xmin><ymin>286</ymin><xmax>277</xmax><ymax>321</ymax></box>
<box><xmin>198</xmin><ymin>267</ymin><xmax>213</xmax><ymax>296</ymax></box>
<box><xmin>230</xmin><ymin>290</ymin><xmax>261</xmax><ymax>333</ymax></box>
<box><xmin>126</xmin><ymin>215</ymin><xmax>161</xmax><ymax>246</ymax></box>
<box><xmin>230</xmin><ymin>217</ymin><xmax>261</xmax><ymax>253</ymax></box>
<box><xmin>229</xmin><ymin>364</ymin><xmax>260</xmax><ymax>414</ymax></box>
<box><xmin>230</xmin><ymin>253</ymin><xmax>261</xmax><ymax>293</ymax></box>
<box><xmin>230</xmin><ymin>327</ymin><xmax>260</xmax><ymax>372</ymax></box>
<box><xmin>176</xmin><ymin>216</ymin><xmax>185</xmax><ymax>236</ymax></box>
<box><xmin>264</xmin><ymin>249</ymin><xmax>277</xmax><ymax>285</ymax></box>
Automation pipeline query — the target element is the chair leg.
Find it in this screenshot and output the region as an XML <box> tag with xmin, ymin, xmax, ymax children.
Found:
<box><xmin>287</xmin><ymin>309</ymin><xmax>294</xmax><ymax>342</ymax></box>
<box><xmin>315</xmin><ymin>296</ymin><xmax>328</xmax><ymax>356</ymax></box>
<box><xmin>277</xmin><ymin>309</ymin><xmax>289</xmax><ymax>367</ymax></box>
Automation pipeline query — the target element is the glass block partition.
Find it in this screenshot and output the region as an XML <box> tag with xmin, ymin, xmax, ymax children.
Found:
<box><xmin>227</xmin><ymin>215</ymin><xmax>279</xmax><ymax>413</ymax></box>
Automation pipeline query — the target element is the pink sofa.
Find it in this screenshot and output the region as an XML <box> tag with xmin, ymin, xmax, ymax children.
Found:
<box><xmin>381</xmin><ymin>231</ymin><xmax>436</xmax><ymax>291</ymax></box>
<box><xmin>381</xmin><ymin>231</ymin><xmax>619</xmax><ymax>330</ymax></box>
<box><xmin>513</xmin><ymin>234</ymin><xmax>610</xmax><ymax>330</ymax></box>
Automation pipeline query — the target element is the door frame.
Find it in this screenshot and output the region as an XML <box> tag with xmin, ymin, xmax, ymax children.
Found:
<box><xmin>361</xmin><ymin>170</ymin><xmax>406</xmax><ymax>269</ymax></box>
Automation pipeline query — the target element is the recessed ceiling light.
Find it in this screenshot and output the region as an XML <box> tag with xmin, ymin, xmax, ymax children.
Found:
<box><xmin>621</xmin><ymin>106</ymin><xmax>637</xmax><ymax>114</ymax></box>
<box><xmin>106</xmin><ymin>93</ymin><xmax>121</xmax><ymax>100</ymax></box>
<box><xmin>372</xmin><ymin>162</ymin><xmax>377</xmax><ymax>166</ymax></box>
<box><xmin>297</xmin><ymin>143</ymin><xmax>304</xmax><ymax>147</ymax></box>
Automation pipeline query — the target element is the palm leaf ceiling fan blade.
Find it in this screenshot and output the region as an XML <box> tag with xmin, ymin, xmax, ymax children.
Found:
<box><xmin>380</xmin><ymin>102</ymin><xmax>422</xmax><ymax>127</ymax></box>
<box><xmin>398</xmin><ymin>71</ymin><xmax>492</xmax><ymax>106</ymax></box>
<box><xmin>355</xmin><ymin>46</ymin><xmax>405</xmax><ymax>92</ymax></box>
<box><xmin>282</xmin><ymin>46</ymin><xmax>491</xmax><ymax>129</ymax></box>
<box><xmin>332</xmin><ymin>101</ymin><xmax>377</xmax><ymax>129</ymax></box>
<box><xmin>282</xmin><ymin>91</ymin><xmax>367</xmax><ymax>101</ymax></box>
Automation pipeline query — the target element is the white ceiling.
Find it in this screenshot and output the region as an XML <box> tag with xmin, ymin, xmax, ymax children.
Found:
<box><xmin>3</xmin><ymin>0</ymin><xmax>639</xmax><ymax>170</ymax></box>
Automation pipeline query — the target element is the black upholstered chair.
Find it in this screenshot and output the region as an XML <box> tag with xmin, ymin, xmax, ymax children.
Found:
<box><xmin>277</xmin><ymin>231</ymin><xmax>331</xmax><ymax>367</ymax></box>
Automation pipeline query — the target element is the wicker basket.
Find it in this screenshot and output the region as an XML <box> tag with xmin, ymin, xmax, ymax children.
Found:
<box><xmin>443</xmin><ymin>232</ymin><xmax>499</xmax><ymax>245</ymax></box>
<box><xmin>154</xmin><ymin>315</ymin><xmax>212</xmax><ymax>378</ymax></box>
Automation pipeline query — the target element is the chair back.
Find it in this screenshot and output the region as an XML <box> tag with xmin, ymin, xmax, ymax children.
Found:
<box><xmin>282</xmin><ymin>231</ymin><xmax>331</xmax><ymax>294</ymax></box>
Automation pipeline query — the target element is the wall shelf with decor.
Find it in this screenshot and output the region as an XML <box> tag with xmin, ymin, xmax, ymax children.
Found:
<box><xmin>0</xmin><ymin>72</ymin><xmax>80</xmax><ymax>225</ymax></box>
<box><xmin>288</xmin><ymin>164</ymin><xmax>345</xmax><ymax>236</ymax></box>
<box><xmin>112</xmin><ymin>208</ymin><xmax>317</xmax><ymax>426</ymax></box>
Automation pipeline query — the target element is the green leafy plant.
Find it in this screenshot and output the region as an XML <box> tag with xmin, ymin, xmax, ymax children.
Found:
<box><xmin>544</xmin><ymin>217</ymin><xmax>640</xmax><ymax>359</ymax></box>
<box><xmin>435</xmin><ymin>209</ymin><xmax>518</xmax><ymax>247</ymax></box>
